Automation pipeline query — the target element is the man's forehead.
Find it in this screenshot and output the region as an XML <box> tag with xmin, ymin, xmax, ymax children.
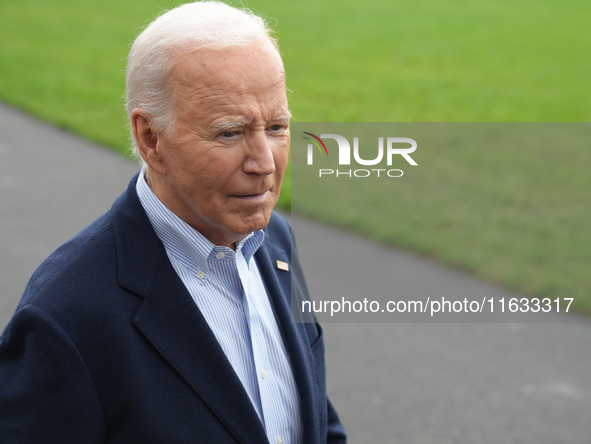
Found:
<box><xmin>172</xmin><ymin>44</ymin><xmax>284</xmax><ymax>85</ymax></box>
<box><xmin>167</xmin><ymin>44</ymin><xmax>289</xmax><ymax>129</ymax></box>
<box><xmin>170</xmin><ymin>46</ymin><xmax>285</xmax><ymax>97</ymax></box>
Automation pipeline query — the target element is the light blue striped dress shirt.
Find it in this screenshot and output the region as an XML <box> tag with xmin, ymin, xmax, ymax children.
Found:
<box><xmin>136</xmin><ymin>170</ymin><xmax>302</xmax><ymax>444</ymax></box>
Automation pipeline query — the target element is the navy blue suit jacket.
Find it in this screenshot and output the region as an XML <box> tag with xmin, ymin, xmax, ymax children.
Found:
<box><xmin>0</xmin><ymin>174</ymin><xmax>346</xmax><ymax>443</ymax></box>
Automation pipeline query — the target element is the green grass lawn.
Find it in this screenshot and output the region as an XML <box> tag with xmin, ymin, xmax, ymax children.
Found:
<box><xmin>1</xmin><ymin>0</ymin><xmax>589</xmax><ymax>309</ymax></box>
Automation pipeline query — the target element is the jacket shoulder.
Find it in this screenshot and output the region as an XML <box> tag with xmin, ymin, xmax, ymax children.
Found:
<box><xmin>18</xmin><ymin>210</ymin><xmax>117</xmax><ymax>310</ymax></box>
<box><xmin>17</xmin><ymin>173</ymin><xmax>145</xmax><ymax>314</ymax></box>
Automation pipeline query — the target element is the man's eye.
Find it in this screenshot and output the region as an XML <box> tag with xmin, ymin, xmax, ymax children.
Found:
<box><xmin>268</xmin><ymin>125</ymin><xmax>283</xmax><ymax>131</ymax></box>
<box><xmin>220</xmin><ymin>131</ymin><xmax>237</xmax><ymax>138</ymax></box>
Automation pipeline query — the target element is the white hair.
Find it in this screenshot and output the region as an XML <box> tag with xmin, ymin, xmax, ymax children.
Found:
<box><xmin>125</xmin><ymin>1</ymin><xmax>280</xmax><ymax>161</ymax></box>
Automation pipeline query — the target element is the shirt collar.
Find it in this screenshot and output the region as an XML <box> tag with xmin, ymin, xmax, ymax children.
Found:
<box><xmin>135</xmin><ymin>168</ymin><xmax>265</xmax><ymax>271</ymax></box>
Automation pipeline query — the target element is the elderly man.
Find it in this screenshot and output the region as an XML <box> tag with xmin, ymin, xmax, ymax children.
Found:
<box><xmin>0</xmin><ymin>2</ymin><xmax>346</xmax><ymax>443</ymax></box>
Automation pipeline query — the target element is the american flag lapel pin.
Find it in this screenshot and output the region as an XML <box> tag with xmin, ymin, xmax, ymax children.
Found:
<box><xmin>276</xmin><ymin>260</ymin><xmax>289</xmax><ymax>271</ymax></box>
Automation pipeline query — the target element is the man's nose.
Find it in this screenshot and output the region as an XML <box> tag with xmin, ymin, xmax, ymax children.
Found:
<box><xmin>243</xmin><ymin>132</ymin><xmax>276</xmax><ymax>175</ymax></box>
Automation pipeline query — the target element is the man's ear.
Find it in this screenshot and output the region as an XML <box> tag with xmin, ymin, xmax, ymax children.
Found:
<box><xmin>130</xmin><ymin>108</ymin><xmax>168</xmax><ymax>174</ymax></box>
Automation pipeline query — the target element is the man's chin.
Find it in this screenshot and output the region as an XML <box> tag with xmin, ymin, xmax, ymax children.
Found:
<box><xmin>228</xmin><ymin>208</ymin><xmax>273</xmax><ymax>236</ymax></box>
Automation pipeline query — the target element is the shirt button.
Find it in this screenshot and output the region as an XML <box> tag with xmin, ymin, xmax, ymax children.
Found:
<box><xmin>261</xmin><ymin>370</ymin><xmax>267</xmax><ymax>379</ymax></box>
<box><xmin>197</xmin><ymin>271</ymin><xmax>205</xmax><ymax>279</ymax></box>
<box><xmin>216</xmin><ymin>252</ymin><xmax>225</xmax><ymax>259</ymax></box>
<box><xmin>277</xmin><ymin>437</ymin><xmax>283</xmax><ymax>444</ymax></box>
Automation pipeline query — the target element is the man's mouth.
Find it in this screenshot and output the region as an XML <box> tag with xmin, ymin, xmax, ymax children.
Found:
<box><xmin>230</xmin><ymin>191</ymin><xmax>270</xmax><ymax>202</ymax></box>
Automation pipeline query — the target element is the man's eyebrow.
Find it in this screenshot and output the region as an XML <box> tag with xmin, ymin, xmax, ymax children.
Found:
<box><xmin>270</xmin><ymin>112</ymin><xmax>293</xmax><ymax>122</ymax></box>
<box><xmin>211</xmin><ymin>120</ymin><xmax>247</xmax><ymax>131</ymax></box>
<box><xmin>212</xmin><ymin>113</ymin><xmax>293</xmax><ymax>131</ymax></box>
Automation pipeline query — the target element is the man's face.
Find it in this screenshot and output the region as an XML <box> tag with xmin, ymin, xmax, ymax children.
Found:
<box><xmin>147</xmin><ymin>44</ymin><xmax>290</xmax><ymax>247</ymax></box>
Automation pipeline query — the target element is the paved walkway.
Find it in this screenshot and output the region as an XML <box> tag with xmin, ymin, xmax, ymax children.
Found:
<box><xmin>1</xmin><ymin>102</ymin><xmax>590</xmax><ymax>443</ymax></box>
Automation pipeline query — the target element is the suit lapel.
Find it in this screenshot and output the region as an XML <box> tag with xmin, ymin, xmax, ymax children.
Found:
<box><xmin>255</xmin><ymin>231</ymin><xmax>321</xmax><ymax>444</ymax></box>
<box><xmin>111</xmin><ymin>176</ymin><xmax>268</xmax><ymax>444</ymax></box>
